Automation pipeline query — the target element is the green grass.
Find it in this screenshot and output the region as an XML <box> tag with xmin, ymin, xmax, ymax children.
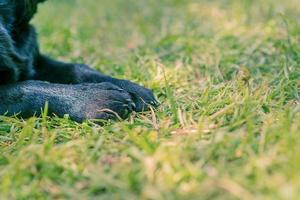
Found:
<box><xmin>1</xmin><ymin>0</ymin><xmax>300</xmax><ymax>199</ymax></box>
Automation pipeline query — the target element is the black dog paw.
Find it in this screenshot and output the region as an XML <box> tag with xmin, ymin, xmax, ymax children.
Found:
<box><xmin>68</xmin><ymin>82</ymin><xmax>136</xmax><ymax>122</ymax></box>
<box><xmin>115</xmin><ymin>80</ymin><xmax>159</xmax><ymax>112</ymax></box>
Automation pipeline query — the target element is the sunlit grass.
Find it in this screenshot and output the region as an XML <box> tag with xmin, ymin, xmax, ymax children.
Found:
<box><xmin>0</xmin><ymin>0</ymin><xmax>300</xmax><ymax>199</ymax></box>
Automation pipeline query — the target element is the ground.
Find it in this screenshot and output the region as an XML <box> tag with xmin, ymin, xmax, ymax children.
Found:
<box><xmin>0</xmin><ymin>0</ymin><xmax>300</xmax><ymax>199</ymax></box>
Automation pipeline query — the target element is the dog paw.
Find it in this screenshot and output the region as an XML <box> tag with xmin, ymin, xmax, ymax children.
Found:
<box><xmin>115</xmin><ymin>80</ymin><xmax>159</xmax><ymax>112</ymax></box>
<box><xmin>69</xmin><ymin>82</ymin><xmax>136</xmax><ymax>122</ymax></box>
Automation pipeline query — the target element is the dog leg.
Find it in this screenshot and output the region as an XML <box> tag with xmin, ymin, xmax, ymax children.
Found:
<box><xmin>33</xmin><ymin>55</ymin><xmax>158</xmax><ymax>111</ymax></box>
<box><xmin>0</xmin><ymin>80</ymin><xmax>135</xmax><ymax>122</ymax></box>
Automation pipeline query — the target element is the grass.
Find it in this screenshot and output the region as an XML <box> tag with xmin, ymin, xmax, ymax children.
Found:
<box><xmin>0</xmin><ymin>0</ymin><xmax>300</xmax><ymax>199</ymax></box>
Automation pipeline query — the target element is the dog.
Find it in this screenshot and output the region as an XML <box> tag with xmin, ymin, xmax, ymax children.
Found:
<box><xmin>0</xmin><ymin>0</ymin><xmax>158</xmax><ymax>122</ymax></box>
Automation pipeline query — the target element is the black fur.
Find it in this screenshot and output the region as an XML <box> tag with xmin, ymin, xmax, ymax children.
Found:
<box><xmin>0</xmin><ymin>0</ymin><xmax>157</xmax><ymax>122</ymax></box>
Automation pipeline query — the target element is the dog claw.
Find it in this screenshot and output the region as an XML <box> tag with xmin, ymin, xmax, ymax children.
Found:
<box><xmin>131</xmin><ymin>102</ymin><xmax>136</xmax><ymax>110</ymax></box>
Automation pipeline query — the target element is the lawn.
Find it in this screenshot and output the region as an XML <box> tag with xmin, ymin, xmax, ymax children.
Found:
<box><xmin>0</xmin><ymin>0</ymin><xmax>300</xmax><ymax>199</ymax></box>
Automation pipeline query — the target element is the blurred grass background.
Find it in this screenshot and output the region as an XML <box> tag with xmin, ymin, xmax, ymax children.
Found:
<box><xmin>0</xmin><ymin>0</ymin><xmax>300</xmax><ymax>199</ymax></box>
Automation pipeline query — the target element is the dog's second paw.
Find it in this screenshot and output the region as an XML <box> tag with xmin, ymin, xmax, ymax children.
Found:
<box><xmin>68</xmin><ymin>82</ymin><xmax>136</xmax><ymax>122</ymax></box>
<box><xmin>115</xmin><ymin>80</ymin><xmax>158</xmax><ymax>112</ymax></box>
